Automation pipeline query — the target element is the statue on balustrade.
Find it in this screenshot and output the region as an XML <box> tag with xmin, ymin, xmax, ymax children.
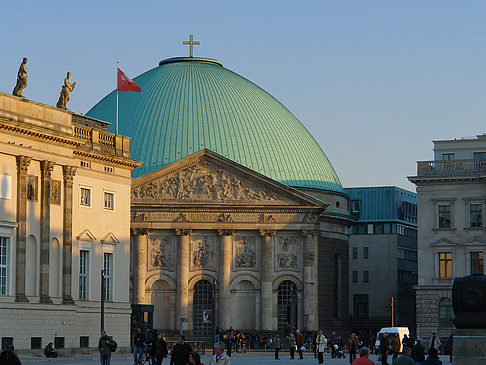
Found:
<box><xmin>12</xmin><ymin>57</ymin><xmax>28</xmax><ymax>97</ymax></box>
<box><xmin>56</xmin><ymin>72</ymin><xmax>76</xmax><ymax>109</ymax></box>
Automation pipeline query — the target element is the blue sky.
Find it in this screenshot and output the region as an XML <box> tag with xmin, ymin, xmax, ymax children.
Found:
<box><xmin>2</xmin><ymin>1</ymin><xmax>486</xmax><ymax>190</ymax></box>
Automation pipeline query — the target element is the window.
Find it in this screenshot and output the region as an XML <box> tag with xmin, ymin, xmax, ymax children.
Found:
<box><xmin>353</xmin><ymin>294</ymin><xmax>369</xmax><ymax>319</ymax></box>
<box><xmin>103</xmin><ymin>253</ymin><xmax>113</xmax><ymax>301</ymax></box>
<box><xmin>80</xmin><ymin>336</ymin><xmax>89</xmax><ymax>348</ymax></box>
<box><xmin>438</xmin><ymin>205</ymin><xmax>451</xmax><ymax>228</ymax></box>
<box><xmin>363</xmin><ymin>271</ymin><xmax>369</xmax><ymax>283</ymax></box>
<box><xmin>104</xmin><ymin>192</ymin><xmax>114</xmax><ymax>211</ymax></box>
<box><xmin>473</xmin><ymin>152</ymin><xmax>486</xmax><ymax>160</ymax></box>
<box><xmin>363</xmin><ymin>247</ymin><xmax>369</xmax><ymax>259</ymax></box>
<box><xmin>31</xmin><ymin>337</ymin><xmax>42</xmax><ymax>350</ymax></box>
<box><xmin>79</xmin><ymin>250</ymin><xmax>89</xmax><ymax>300</ymax></box>
<box><xmin>367</xmin><ymin>224</ymin><xmax>373</xmax><ymax>234</ymax></box>
<box><xmin>470</xmin><ymin>204</ymin><xmax>482</xmax><ymax>228</ymax></box>
<box><xmin>442</xmin><ymin>153</ymin><xmax>455</xmax><ymax>160</ymax></box>
<box><xmin>439</xmin><ymin>298</ymin><xmax>454</xmax><ymax>327</ymax></box>
<box><xmin>351</xmin><ymin>200</ymin><xmax>360</xmax><ymax>213</ymax></box>
<box><xmin>352</xmin><ymin>247</ymin><xmax>358</xmax><ymax>259</ymax></box>
<box><xmin>80</xmin><ymin>187</ymin><xmax>91</xmax><ymax>206</ymax></box>
<box><xmin>471</xmin><ymin>252</ymin><xmax>484</xmax><ymax>274</ymax></box>
<box><xmin>352</xmin><ymin>271</ymin><xmax>358</xmax><ymax>283</ymax></box>
<box><xmin>2</xmin><ymin>337</ymin><xmax>13</xmax><ymax>350</ymax></box>
<box><xmin>54</xmin><ymin>337</ymin><xmax>65</xmax><ymax>349</ymax></box>
<box><xmin>0</xmin><ymin>237</ymin><xmax>9</xmax><ymax>295</ymax></box>
<box><xmin>104</xmin><ymin>166</ymin><xmax>114</xmax><ymax>174</ymax></box>
<box><xmin>374</xmin><ymin>224</ymin><xmax>383</xmax><ymax>234</ymax></box>
<box><xmin>439</xmin><ymin>252</ymin><xmax>453</xmax><ymax>278</ymax></box>
<box><xmin>80</xmin><ymin>161</ymin><xmax>91</xmax><ymax>168</ymax></box>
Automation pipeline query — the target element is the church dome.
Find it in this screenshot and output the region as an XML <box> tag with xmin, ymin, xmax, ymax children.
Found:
<box><xmin>87</xmin><ymin>57</ymin><xmax>343</xmax><ymax>193</ymax></box>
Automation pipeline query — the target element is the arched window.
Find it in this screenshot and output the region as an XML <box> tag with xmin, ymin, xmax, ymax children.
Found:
<box><xmin>193</xmin><ymin>280</ymin><xmax>213</xmax><ymax>337</ymax></box>
<box><xmin>439</xmin><ymin>298</ymin><xmax>454</xmax><ymax>327</ymax></box>
<box><xmin>277</xmin><ymin>280</ymin><xmax>297</xmax><ymax>334</ymax></box>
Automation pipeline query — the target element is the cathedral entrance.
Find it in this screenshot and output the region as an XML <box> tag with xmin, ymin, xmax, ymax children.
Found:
<box><xmin>193</xmin><ymin>280</ymin><xmax>214</xmax><ymax>337</ymax></box>
<box><xmin>277</xmin><ymin>280</ymin><xmax>298</xmax><ymax>334</ymax></box>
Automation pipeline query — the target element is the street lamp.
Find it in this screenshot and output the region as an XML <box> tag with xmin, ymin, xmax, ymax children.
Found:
<box><xmin>101</xmin><ymin>269</ymin><xmax>105</xmax><ymax>330</ymax></box>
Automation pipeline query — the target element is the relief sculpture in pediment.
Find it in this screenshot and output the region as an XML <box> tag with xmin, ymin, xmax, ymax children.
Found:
<box><xmin>276</xmin><ymin>236</ymin><xmax>299</xmax><ymax>270</ymax></box>
<box><xmin>132</xmin><ymin>164</ymin><xmax>278</xmax><ymax>201</ymax></box>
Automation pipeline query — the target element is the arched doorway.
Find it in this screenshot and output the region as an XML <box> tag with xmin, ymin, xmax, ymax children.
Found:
<box><xmin>231</xmin><ymin>280</ymin><xmax>256</xmax><ymax>330</ymax></box>
<box><xmin>151</xmin><ymin>280</ymin><xmax>171</xmax><ymax>330</ymax></box>
<box><xmin>193</xmin><ymin>280</ymin><xmax>213</xmax><ymax>337</ymax></box>
<box><xmin>277</xmin><ymin>280</ymin><xmax>297</xmax><ymax>334</ymax></box>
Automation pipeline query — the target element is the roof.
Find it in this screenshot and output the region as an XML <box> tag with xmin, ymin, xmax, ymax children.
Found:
<box><xmin>86</xmin><ymin>57</ymin><xmax>343</xmax><ymax>193</ymax></box>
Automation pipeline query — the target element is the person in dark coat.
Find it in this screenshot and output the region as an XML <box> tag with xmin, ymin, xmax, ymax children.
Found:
<box><xmin>170</xmin><ymin>335</ymin><xmax>192</xmax><ymax>365</ymax></box>
<box><xmin>422</xmin><ymin>348</ymin><xmax>442</xmax><ymax>365</ymax></box>
<box><xmin>133</xmin><ymin>327</ymin><xmax>146</xmax><ymax>365</ymax></box>
<box><xmin>98</xmin><ymin>330</ymin><xmax>115</xmax><ymax>365</ymax></box>
<box><xmin>44</xmin><ymin>342</ymin><xmax>58</xmax><ymax>358</ymax></box>
<box><xmin>0</xmin><ymin>345</ymin><xmax>21</xmax><ymax>365</ymax></box>
<box><xmin>379</xmin><ymin>333</ymin><xmax>389</xmax><ymax>365</ymax></box>
<box><xmin>153</xmin><ymin>333</ymin><xmax>168</xmax><ymax>365</ymax></box>
<box><xmin>412</xmin><ymin>338</ymin><xmax>425</xmax><ymax>364</ymax></box>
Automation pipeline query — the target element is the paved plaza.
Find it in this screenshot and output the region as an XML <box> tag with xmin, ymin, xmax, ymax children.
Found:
<box><xmin>18</xmin><ymin>352</ymin><xmax>452</xmax><ymax>365</ymax></box>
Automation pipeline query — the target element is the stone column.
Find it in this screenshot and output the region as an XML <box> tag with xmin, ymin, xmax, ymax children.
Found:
<box><xmin>62</xmin><ymin>166</ymin><xmax>76</xmax><ymax>304</ymax></box>
<box><xmin>260</xmin><ymin>229</ymin><xmax>275</xmax><ymax>331</ymax></box>
<box><xmin>39</xmin><ymin>161</ymin><xmax>54</xmax><ymax>303</ymax></box>
<box><xmin>175</xmin><ymin>229</ymin><xmax>191</xmax><ymax>329</ymax></box>
<box><xmin>15</xmin><ymin>155</ymin><xmax>31</xmax><ymax>302</ymax></box>
<box><xmin>218</xmin><ymin>229</ymin><xmax>233</xmax><ymax>329</ymax></box>
<box><xmin>303</xmin><ymin>230</ymin><xmax>319</xmax><ymax>329</ymax></box>
<box><xmin>132</xmin><ymin>228</ymin><xmax>148</xmax><ymax>304</ymax></box>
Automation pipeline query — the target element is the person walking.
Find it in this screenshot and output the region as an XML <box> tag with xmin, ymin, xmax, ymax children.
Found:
<box><xmin>391</xmin><ymin>333</ymin><xmax>401</xmax><ymax>363</ymax></box>
<box><xmin>273</xmin><ymin>333</ymin><xmax>281</xmax><ymax>360</ymax></box>
<box><xmin>411</xmin><ymin>338</ymin><xmax>425</xmax><ymax>365</ymax></box>
<box><xmin>98</xmin><ymin>330</ymin><xmax>115</xmax><ymax>365</ymax></box>
<box><xmin>393</xmin><ymin>347</ymin><xmax>414</xmax><ymax>365</ymax></box>
<box><xmin>448</xmin><ymin>333</ymin><xmax>453</xmax><ymax>363</ymax></box>
<box><xmin>380</xmin><ymin>333</ymin><xmax>390</xmax><ymax>365</ymax></box>
<box><xmin>208</xmin><ymin>342</ymin><xmax>231</xmax><ymax>365</ymax></box>
<box><xmin>329</xmin><ymin>331</ymin><xmax>337</xmax><ymax>358</ymax></box>
<box><xmin>428</xmin><ymin>333</ymin><xmax>441</xmax><ymax>354</ymax></box>
<box><xmin>153</xmin><ymin>333</ymin><xmax>168</xmax><ymax>365</ymax></box>
<box><xmin>170</xmin><ymin>335</ymin><xmax>192</xmax><ymax>365</ymax></box>
<box><xmin>352</xmin><ymin>347</ymin><xmax>374</xmax><ymax>365</ymax></box>
<box><xmin>287</xmin><ymin>333</ymin><xmax>296</xmax><ymax>359</ymax></box>
<box><xmin>296</xmin><ymin>330</ymin><xmax>305</xmax><ymax>359</ymax></box>
<box><xmin>133</xmin><ymin>327</ymin><xmax>146</xmax><ymax>365</ymax></box>
<box><xmin>0</xmin><ymin>345</ymin><xmax>21</xmax><ymax>365</ymax></box>
<box><xmin>348</xmin><ymin>333</ymin><xmax>359</xmax><ymax>363</ymax></box>
<box><xmin>316</xmin><ymin>330</ymin><xmax>326</xmax><ymax>364</ymax></box>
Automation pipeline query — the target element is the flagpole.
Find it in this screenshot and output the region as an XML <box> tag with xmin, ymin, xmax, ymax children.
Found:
<box><xmin>116</xmin><ymin>61</ymin><xmax>119</xmax><ymax>135</ymax></box>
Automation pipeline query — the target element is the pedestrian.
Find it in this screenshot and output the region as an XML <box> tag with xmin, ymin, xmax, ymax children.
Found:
<box><xmin>391</xmin><ymin>333</ymin><xmax>401</xmax><ymax>363</ymax></box>
<box><xmin>422</xmin><ymin>348</ymin><xmax>442</xmax><ymax>365</ymax></box>
<box><xmin>225</xmin><ymin>331</ymin><xmax>233</xmax><ymax>357</ymax></box>
<box><xmin>312</xmin><ymin>332</ymin><xmax>318</xmax><ymax>359</ymax></box>
<box><xmin>98</xmin><ymin>330</ymin><xmax>116</xmax><ymax>365</ymax></box>
<box><xmin>348</xmin><ymin>333</ymin><xmax>359</xmax><ymax>363</ymax></box>
<box><xmin>380</xmin><ymin>333</ymin><xmax>390</xmax><ymax>365</ymax></box>
<box><xmin>133</xmin><ymin>327</ymin><xmax>146</xmax><ymax>365</ymax></box>
<box><xmin>329</xmin><ymin>331</ymin><xmax>337</xmax><ymax>358</ymax></box>
<box><xmin>428</xmin><ymin>333</ymin><xmax>441</xmax><ymax>354</ymax></box>
<box><xmin>43</xmin><ymin>342</ymin><xmax>58</xmax><ymax>358</ymax></box>
<box><xmin>287</xmin><ymin>333</ymin><xmax>296</xmax><ymax>359</ymax></box>
<box><xmin>296</xmin><ymin>330</ymin><xmax>305</xmax><ymax>359</ymax></box>
<box><xmin>448</xmin><ymin>333</ymin><xmax>453</xmax><ymax>363</ymax></box>
<box><xmin>0</xmin><ymin>345</ymin><xmax>21</xmax><ymax>365</ymax></box>
<box><xmin>273</xmin><ymin>332</ymin><xmax>281</xmax><ymax>360</ymax></box>
<box><xmin>188</xmin><ymin>351</ymin><xmax>204</xmax><ymax>365</ymax></box>
<box><xmin>153</xmin><ymin>333</ymin><xmax>168</xmax><ymax>365</ymax></box>
<box><xmin>411</xmin><ymin>338</ymin><xmax>425</xmax><ymax>365</ymax></box>
<box><xmin>393</xmin><ymin>347</ymin><xmax>414</xmax><ymax>365</ymax></box>
<box><xmin>316</xmin><ymin>330</ymin><xmax>326</xmax><ymax>364</ymax></box>
<box><xmin>352</xmin><ymin>347</ymin><xmax>374</xmax><ymax>365</ymax></box>
<box><xmin>208</xmin><ymin>342</ymin><xmax>231</xmax><ymax>365</ymax></box>
<box><xmin>170</xmin><ymin>335</ymin><xmax>192</xmax><ymax>365</ymax></box>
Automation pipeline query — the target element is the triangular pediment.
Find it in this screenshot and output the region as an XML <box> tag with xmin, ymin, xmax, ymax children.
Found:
<box><xmin>430</xmin><ymin>237</ymin><xmax>459</xmax><ymax>247</ymax></box>
<box><xmin>76</xmin><ymin>229</ymin><xmax>96</xmax><ymax>242</ymax></box>
<box><xmin>131</xmin><ymin>149</ymin><xmax>326</xmax><ymax>207</ymax></box>
<box><xmin>101</xmin><ymin>232</ymin><xmax>120</xmax><ymax>245</ymax></box>
<box><xmin>463</xmin><ymin>236</ymin><xmax>486</xmax><ymax>246</ymax></box>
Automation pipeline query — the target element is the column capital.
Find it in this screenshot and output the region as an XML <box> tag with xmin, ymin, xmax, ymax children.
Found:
<box><xmin>302</xmin><ymin>230</ymin><xmax>320</xmax><ymax>238</ymax></box>
<box><xmin>40</xmin><ymin>160</ymin><xmax>55</xmax><ymax>179</ymax></box>
<box><xmin>16</xmin><ymin>155</ymin><xmax>32</xmax><ymax>174</ymax></box>
<box><xmin>259</xmin><ymin>229</ymin><xmax>276</xmax><ymax>237</ymax></box>
<box><xmin>175</xmin><ymin>228</ymin><xmax>191</xmax><ymax>236</ymax></box>
<box><xmin>62</xmin><ymin>165</ymin><xmax>77</xmax><ymax>183</ymax></box>
<box><xmin>217</xmin><ymin>229</ymin><xmax>234</xmax><ymax>236</ymax></box>
<box><xmin>131</xmin><ymin>228</ymin><xmax>148</xmax><ymax>236</ymax></box>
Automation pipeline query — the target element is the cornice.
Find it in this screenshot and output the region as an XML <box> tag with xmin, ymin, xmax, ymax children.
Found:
<box><xmin>409</xmin><ymin>175</ymin><xmax>482</xmax><ymax>185</ymax></box>
<box><xmin>74</xmin><ymin>149</ymin><xmax>142</xmax><ymax>169</ymax></box>
<box><xmin>131</xmin><ymin>205</ymin><xmax>323</xmax><ymax>214</ymax></box>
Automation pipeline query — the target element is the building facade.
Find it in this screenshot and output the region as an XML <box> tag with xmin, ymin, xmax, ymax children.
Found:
<box><xmin>409</xmin><ymin>134</ymin><xmax>486</xmax><ymax>340</ymax></box>
<box><xmin>0</xmin><ymin>92</ymin><xmax>139</xmax><ymax>352</ymax></box>
<box><xmin>345</xmin><ymin>187</ymin><xmax>417</xmax><ymax>338</ymax></box>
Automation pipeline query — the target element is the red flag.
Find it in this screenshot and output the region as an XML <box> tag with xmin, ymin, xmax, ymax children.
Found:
<box><xmin>117</xmin><ymin>68</ymin><xmax>141</xmax><ymax>92</ymax></box>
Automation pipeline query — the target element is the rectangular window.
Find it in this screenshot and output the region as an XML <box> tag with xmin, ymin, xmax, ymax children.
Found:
<box><xmin>2</xmin><ymin>337</ymin><xmax>13</xmax><ymax>350</ymax></box>
<box><xmin>353</xmin><ymin>294</ymin><xmax>369</xmax><ymax>319</ymax></box>
<box><xmin>471</xmin><ymin>252</ymin><xmax>484</xmax><ymax>274</ymax></box>
<box><xmin>439</xmin><ymin>252</ymin><xmax>453</xmax><ymax>278</ymax></box>
<box><xmin>80</xmin><ymin>161</ymin><xmax>91</xmax><ymax>168</ymax></box>
<box><xmin>367</xmin><ymin>224</ymin><xmax>373</xmax><ymax>234</ymax></box>
<box><xmin>54</xmin><ymin>337</ymin><xmax>65</xmax><ymax>349</ymax></box>
<box><xmin>103</xmin><ymin>253</ymin><xmax>113</xmax><ymax>301</ymax></box>
<box><xmin>363</xmin><ymin>247</ymin><xmax>369</xmax><ymax>259</ymax></box>
<box><xmin>363</xmin><ymin>270</ymin><xmax>369</xmax><ymax>283</ymax></box>
<box><xmin>104</xmin><ymin>166</ymin><xmax>114</xmax><ymax>174</ymax></box>
<box><xmin>374</xmin><ymin>224</ymin><xmax>384</xmax><ymax>234</ymax></box>
<box><xmin>352</xmin><ymin>247</ymin><xmax>358</xmax><ymax>260</ymax></box>
<box><xmin>80</xmin><ymin>187</ymin><xmax>91</xmax><ymax>206</ymax></box>
<box><xmin>351</xmin><ymin>200</ymin><xmax>360</xmax><ymax>213</ymax></box>
<box><xmin>103</xmin><ymin>192</ymin><xmax>114</xmax><ymax>211</ymax></box>
<box><xmin>31</xmin><ymin>337</ymin><xmax>42</xmax><ymax>350</ymax></box>
<box><xmin>80</xmin><ymin>336</ymin><xmax>89</xmax><ymax>348</ymax></box>
<box><xmin>79</xmin><ymin>250</ymin><xmax>89</xmax><ymax>300</ymax></box>
<box><xmin>442</xmin><ymin>153</ymin><xmax>455</xmax><ymax>160</ymax></box>
<box><xmin>470</xmin><ymin>204</ymin><xmax>482</xmax><ymax>228</ymax></box>
<box><xmin>0</xmin><ymin>237</ymin><xmax>9</xmax><ymax>295</ymax></box>
<box><xmin>352</xmin><ymin>270</ymin><xmax>358</xmax><ymax>283</ymax></box>
<box><xmin>473</xmin><ymin>152</ymin><xmax>486</xmax><ymax>160</ymax></box>
<box><xmin>438</xmin><ymin>205</ymin><xmax>451</xmax><ymax>228</ymax></box>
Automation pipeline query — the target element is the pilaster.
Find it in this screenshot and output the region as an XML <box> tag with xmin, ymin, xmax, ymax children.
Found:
<box><xmin>39</xmin><ymin>161</ymin><xmax>54</xmax><ymax>304</ymax></box>
<box><xmin>62</xmin><ymin>165</ymin><xmax>76</xmax><ymax>304</ymax></box>
<box><xmin>131</xmin><ymin>228</ymin><xmax>148</xmax><ymax>304</ymax></box>
<box><xmin>260</xmin><ymin>229</ymin><xmax>275</xmax><ymax>330</ymax></box>
<box><xmin>218</xmin><ymin>229</ymin><xmax>234</xmax><ymax>329</ymax></box>
<box><xmin>303</xmin><ymin>230</ymin><xmax>319</xmax><ymax>329</ymax></box>
<box><xmin>176</xmin><ymin>229</ymin><xmax>191</xmax><ymax>329</ymax></box>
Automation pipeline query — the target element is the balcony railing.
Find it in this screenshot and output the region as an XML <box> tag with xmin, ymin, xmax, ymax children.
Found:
<box><xmin>417</xmin><ymin>159</ymin><xmax>486</xmax><ymax>177</ymax></box>
<box><xmin>73</xmin><ymin>124</ymin><xmax>131</xmax><ymax>158</ymax></box>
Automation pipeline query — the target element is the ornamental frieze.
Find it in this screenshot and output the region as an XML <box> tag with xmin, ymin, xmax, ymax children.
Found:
<box><xmin>132</xmin><ymin>164</ymin><xmax>278</xmax><ymax>201</ymax></box>
<box><xmin>275</xmin><ymin>235</ymin><xmax>300</xmax><ymax>271</ymax></box>
<box><xmin>132</xmin><ymin>211</ymin><xmax>303</xmax><ymax>223</ymax></box>
<box><xmin>148</xmin><ymin>234</ymin><xmax>176</xmax><ymax>271</ymax></box>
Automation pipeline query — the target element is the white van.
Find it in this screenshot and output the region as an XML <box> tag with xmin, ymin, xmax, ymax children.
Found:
<box><xmin>374</xmin><ymin>327</ymin><xmax>410</xmax><ymax>352</ymax></box>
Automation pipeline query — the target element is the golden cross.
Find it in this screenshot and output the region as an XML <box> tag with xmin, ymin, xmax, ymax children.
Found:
<box><xmin>183</xmin><ymin>35</ymin><xmax>200</xmax><ymax>57</ymax></box>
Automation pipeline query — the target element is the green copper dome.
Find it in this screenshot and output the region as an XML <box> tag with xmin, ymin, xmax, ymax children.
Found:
<box><xmin>87</xmin><ymin>57</ymin><xmax>343</xmax><ymax>193</ymax></box>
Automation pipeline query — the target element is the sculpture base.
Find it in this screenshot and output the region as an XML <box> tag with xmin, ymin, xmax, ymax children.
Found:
<box><xmin>453</xmin><ymin>329</ymin><xmax>486</xmax><ymax>365</ymax></box>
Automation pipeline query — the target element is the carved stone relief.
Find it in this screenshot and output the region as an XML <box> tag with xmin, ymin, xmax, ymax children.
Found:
<box><xmin>275</xmin><ymin>235</ymin><xmax>300</xmax><ymax>271</ymax></box>
<box><xmin>233</xmin><ymin>236</ymin><xmax>257</xmax><ymax>270</ymax></box>
<box><xmin>132</xmin><ymin>163</ymin><xmax>278</xmax><ymax>201</ymax></box>
<box><xmin>190</xmin><ymin>234</ymin><xmax>216</xmax><ymax>271</ymax></box>
<box><xmin>27</xmin><ymin>175</ymin><xmax>38</xmax><ymax>201</ymax></box>
<box><xmin>50</xmin><ymin>180</ymin><xmax>61</xmax><ymax>205</ymax></box>
<box><xmin>149</xmin><ymin>234</ymin><xmax>175</xmax><ymax>271</ymax></box>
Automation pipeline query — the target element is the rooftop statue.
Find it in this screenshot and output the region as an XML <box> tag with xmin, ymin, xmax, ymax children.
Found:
<box><xmin>12</xmin><ymin>57</ymin><xmax>28</xmax><ymax>97</ymax></box>
<box><xmin>452</xmin><ymin>273</ymin><xmax>486</xmax><ymax>328</ymax></box>
<box><xmin>56</xmin><ymin>72</ymin><xmax>76</xmax><ymax>109</ymax></box>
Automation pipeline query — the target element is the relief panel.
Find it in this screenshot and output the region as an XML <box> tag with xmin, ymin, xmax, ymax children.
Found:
<box><xmin>148</xmin><ymin>233</ymin><xmax>176</xmax><ymax>271</ymax></box>
<box><xmin>275</xmin><ymin>234</ymin><xmax>300</xmax><ymax>272</ymax></box>
<box><xmin>233</xmin><ymin>235</ymin><xmax>258</xmax><ymax>271</ymax></box>
<box><xmin>190</xmin><ymin>234</ymin><xmax>216</xmax><ymax>271</ymax></box>
<box><xmin>50</xmin><ymin>180</ymin><xmax>61</xmax><ymax>205</ymax></box>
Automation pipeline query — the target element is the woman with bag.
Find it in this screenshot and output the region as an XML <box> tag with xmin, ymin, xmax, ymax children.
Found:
<box><xmin>287</xmin><ymin>333</ymin><xmax>296</xmax><ymax>360</ymax></box>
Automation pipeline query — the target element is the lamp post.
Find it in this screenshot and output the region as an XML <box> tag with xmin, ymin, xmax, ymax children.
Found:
<box><xmin>101</xmin><ymin>269</ymin><xmax>105</xmax><ymax>330</ymax></box>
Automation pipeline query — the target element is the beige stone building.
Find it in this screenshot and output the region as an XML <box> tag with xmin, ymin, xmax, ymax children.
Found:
<box><xmin>409</xmin><ymin>134</ymin><xmax>486</xmax><ymax>341</ymax></box>
<box><xmin>0</xmin><ymin>92</ymin><xmax>140</xmax><ymax>352</ymax></box>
